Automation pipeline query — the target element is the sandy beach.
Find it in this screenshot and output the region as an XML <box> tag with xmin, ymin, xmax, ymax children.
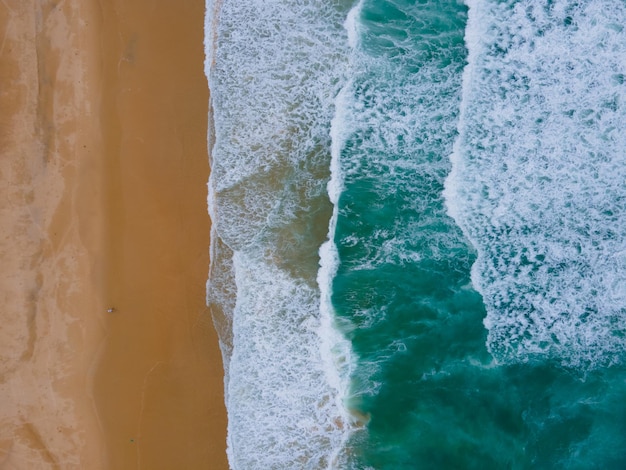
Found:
<box><xmin>0</xmin><ymin>0</ymin><xmax>227</xmax><ymax>468</ymax></box>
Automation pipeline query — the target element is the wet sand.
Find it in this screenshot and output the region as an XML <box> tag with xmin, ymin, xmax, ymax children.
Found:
<box><xmin>0</xmin><ymin>0</ymin><xmax>227</xmax><ymax>468</ymax></box>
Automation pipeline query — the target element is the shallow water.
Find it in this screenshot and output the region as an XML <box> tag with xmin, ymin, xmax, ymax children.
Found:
<box><xmin>206</xmin><ymin>0</ymin><xmax>626</xmax><ymax>467</ymax></box>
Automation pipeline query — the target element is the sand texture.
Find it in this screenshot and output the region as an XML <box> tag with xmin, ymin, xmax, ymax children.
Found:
<box><xmin>0</xmin><ymin>0</ymin><xmax>227</xmax><ymax>468</ymax></box>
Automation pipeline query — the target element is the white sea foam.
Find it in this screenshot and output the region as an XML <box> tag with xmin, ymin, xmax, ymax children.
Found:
<box><xmin>314</xmin><ymin>3</ymin><xmax>367</xmax><ymax>466</ymax></box>
<box><xmin>207</xmin><ymin>0</ymin><xmax>350</xmax><ymax>251</ymax></box>
<box><xmin>344</xmin><ymin>0</ymin><xmax>363</xmax><ymax>50</ymax></box>
<box><xmin>203</xmin><ymin>0</ymin><xmax>219</xmax><ymax>78</ymax></box>
<box><xmin>317</xmin><ymin>238</ymin><xmax>357</xmax><ymax>468</ymax></box>
<box><xmin>205</xmin><ymin>0</ymin><xmax>353</xmax><ymax>467</ymax></box>
<box><xmin>446</xmin><ymin>0</ymin><xmax>626</xmax><ymax>368</ymax></box>
<box><xmin>226</xmin><ymin>253</ymin><xmax>347</xmax><ymax>469</ymax></box>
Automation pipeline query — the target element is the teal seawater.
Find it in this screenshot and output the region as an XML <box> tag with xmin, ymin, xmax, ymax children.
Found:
<box><xmin>207</xmin><ymin>0</ymin><xmax>626</xmax><ymax>467</ymax></box>
<box><xmin>331</xmin><ymin>0</ymin><xmax>626</xmax><ymax>468</ymax></box>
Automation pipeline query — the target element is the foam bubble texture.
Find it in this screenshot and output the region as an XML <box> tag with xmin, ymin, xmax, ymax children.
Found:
<box><xmin>226</xmin><ymin>253</ymin><xmax>347</xmax><ymax>469</ymax></box>
<box><xmin>206</xmin><ymin>0</ymin><xmax>353</xmax><ymax>467</ymax></box>
<box><xmin>446</xmin><ymin>0</ymin><xmax>626</xmax><ymax>368</ymax></box>
<box><xmin>208</xmin><ymin>0</ymin><xmax>350</xmax><ymax>251</ymax></box>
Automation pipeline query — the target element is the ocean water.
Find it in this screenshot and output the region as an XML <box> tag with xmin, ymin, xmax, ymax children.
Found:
<box><xmin>206</xmin><ymin>0</ymin><xmax>626</xmax><ymax>468</ymax></box>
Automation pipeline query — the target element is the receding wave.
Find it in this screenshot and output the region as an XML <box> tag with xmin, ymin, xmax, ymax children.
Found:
<box><xmin>205</xmin><ymin>0</ymin><xmax>354</xmax><ymax>467</ymax></box>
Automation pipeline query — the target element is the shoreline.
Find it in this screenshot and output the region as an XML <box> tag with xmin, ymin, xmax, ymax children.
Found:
<box><xmin>0</xmin><ymin>0</ymin><xmax>227</xmax><ymax>468</ymax></box>
<box><xmin>93</xmin><ymin>0</ymin><xmax>228</xmax><ymax>468</ymax></box>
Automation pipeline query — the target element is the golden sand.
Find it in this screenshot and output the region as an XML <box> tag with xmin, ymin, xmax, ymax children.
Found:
<box><xmin>0</xmin><ymin>0</ymin><xmax>227</xmax><ymax>468</ymax></box>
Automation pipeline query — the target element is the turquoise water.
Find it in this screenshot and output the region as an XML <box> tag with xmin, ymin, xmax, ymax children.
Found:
<box><xmin>206</xmin><ymin>0</ymin><xmax>626</xmax><ymax>468</ymax></box>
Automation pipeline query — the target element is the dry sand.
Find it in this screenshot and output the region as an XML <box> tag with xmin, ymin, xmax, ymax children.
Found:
<box><xmin>0</xmin><ymin>0</ymin><xmax>227</xmax><ymax>468</ymax></box>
